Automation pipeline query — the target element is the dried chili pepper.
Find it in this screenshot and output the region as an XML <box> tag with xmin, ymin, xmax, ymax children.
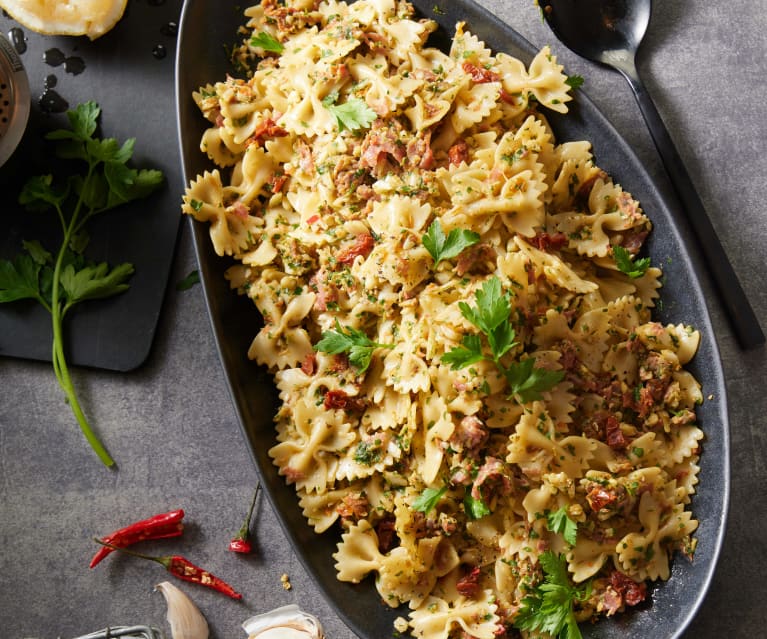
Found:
<box><xmin>228</xmin><ymin>484</ymin><xmax>261</xmax><ymax>554</ymax></box>
<box><xmin>89</xmin><ymin>509</ymin><xmax>185</xmax><ymax>569</ymax></box>
<box><xmin>94</xmin><ymin>539</ymin><xmax>242</xmax><ymax>600</ymax></box>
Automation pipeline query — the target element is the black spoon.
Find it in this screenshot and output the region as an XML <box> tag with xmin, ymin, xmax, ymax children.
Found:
<box><xmin>538</xmin><ymin>0</ymin><xmax>764</xmax><ymax>349</ymax></box>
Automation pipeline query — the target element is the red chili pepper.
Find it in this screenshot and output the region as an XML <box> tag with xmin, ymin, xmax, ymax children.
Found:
<box><xmin>94</xmin><ymin>539</ymin><xmax>242</xmax><ymax>600</ymax></box>
<box><xmin>89</xmin><ymin>509</ymin><xmax>185</xmax><ymax>569</ymax></box>
<box><xmin>228</xmin><ymin>483</ymin><xmax>261</xmax><ymax>554</ymax></box>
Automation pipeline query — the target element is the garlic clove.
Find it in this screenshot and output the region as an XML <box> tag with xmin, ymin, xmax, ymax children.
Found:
<box><xmin>243</xmin><ymin>604</ymin><xmax>324</xmax><ymax>639</ymax></box>
<box><xmin>155</xmin><ymin>581</ymin><xmax>210</xmax><ymax>639</ymax></box>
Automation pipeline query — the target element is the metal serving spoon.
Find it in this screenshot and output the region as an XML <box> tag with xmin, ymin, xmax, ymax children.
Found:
<box><xmin>538</xmin><ymin>0</ymin><xmax>764</xmax><ymax>349</ymax></box>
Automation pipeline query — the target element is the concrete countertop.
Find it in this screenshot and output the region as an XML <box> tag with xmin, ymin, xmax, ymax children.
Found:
<box><xmin>1</xmin><ymin>0</ymin><xmax>765</xmax><ymax>637</ymax></box>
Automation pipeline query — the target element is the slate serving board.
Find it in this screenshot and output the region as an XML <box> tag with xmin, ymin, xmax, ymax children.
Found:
<box><xmin>0</xmin><ymin>0</ymin><xmax>185</xmax><ymax>372</ymax></box>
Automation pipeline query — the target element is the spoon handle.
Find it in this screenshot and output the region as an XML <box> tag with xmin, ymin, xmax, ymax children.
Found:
<box><xmin>618</xmin><ymin>65</ymin><xmax>764</xmax><ymax>349</ymax></box>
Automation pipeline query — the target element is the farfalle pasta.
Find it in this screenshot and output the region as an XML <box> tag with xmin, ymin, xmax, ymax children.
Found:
<box><xmin>182</xmin><ymin>1</ymin><xmax>705</xmax><ymax>637</ymax></box>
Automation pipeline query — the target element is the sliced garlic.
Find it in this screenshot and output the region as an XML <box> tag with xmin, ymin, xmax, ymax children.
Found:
<box><xmin>155</xmin><ymin>581</ymin><xmax>210</xmax><ymax>639</ymax></box>
<box><xmin>243</xmin><ymin>604</ymin><xmax>324</xmax><ymax>639</ymax></box>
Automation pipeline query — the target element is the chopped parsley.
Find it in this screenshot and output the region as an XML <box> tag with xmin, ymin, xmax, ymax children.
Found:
<box><xmin>353</xmin><ymin>440</ymin><xmax>382</xmax><ymax>465</ymax></box>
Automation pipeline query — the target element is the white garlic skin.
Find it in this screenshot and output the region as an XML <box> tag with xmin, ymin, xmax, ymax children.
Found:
<box><xmin>155</xmin><ymin>581</ymin><xmax>210</xmax><ymax>639</ymax></box>
<box><xmin>243</xmin><ymin>604</ymin><xmax>324</xmax><ymax>639</ymax></box>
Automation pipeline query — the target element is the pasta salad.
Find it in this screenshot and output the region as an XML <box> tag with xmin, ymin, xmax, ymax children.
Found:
<box><xmin>181</xmin><ymin>1</ymin><xmax>704</xmax><ymax>637</ymax></box>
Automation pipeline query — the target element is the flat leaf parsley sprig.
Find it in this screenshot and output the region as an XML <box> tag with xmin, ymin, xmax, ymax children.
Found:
<box><xmin>443</xmin><ymin>276</ymin><xmax>564</xmax><ymax>403</ymax></box>
<box><xmin>613</xmin><ymin>245</ymin><xmax>651</xmax><ymax>279</ymax></box>
<box><xmin>421</xmin><ymin>219</ymin><xmax>480</xmax><ymax>270</ymax></box>
<box><xmin>514</xmin><ymin>551</ymin><xmax>592</xmax><ymax>639</ymax></box>
<box><xmin>0</xmin><ymin>102</ymin><xmax>164</xmax><ymax>467</ymax></box>
<box><xmin>314</xmin><ymin>319</ymin><xmax>394</xmax><ymax>373</ymax></box>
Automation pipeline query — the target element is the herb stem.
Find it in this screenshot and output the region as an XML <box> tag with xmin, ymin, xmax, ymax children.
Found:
<box><xmin>48</xmin><ymin>174</ymin><xmax>115</xmax><ymax>468</ymax></box>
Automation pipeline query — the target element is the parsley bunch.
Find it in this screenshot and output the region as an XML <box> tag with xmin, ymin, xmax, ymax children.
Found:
<box><xmin>514</xmin><ymin>551</ymin><xmax>591</xmax><ymax>639</ymax></box>
<box><xmin>442</xmin><ymin>276</ymin><xmax>564</xmax><ymax>402</ymax></box>
<box><xmin>0</xmin><ymin>102</ymin><xmax>164</xmax><ymax>467</ymax></box>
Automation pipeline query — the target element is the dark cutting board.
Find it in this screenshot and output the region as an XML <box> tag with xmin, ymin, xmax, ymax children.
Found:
<box><xmin>0</xmin><ymin>0</ymin><xmax>185</xmax><ymax>371</ymax></box>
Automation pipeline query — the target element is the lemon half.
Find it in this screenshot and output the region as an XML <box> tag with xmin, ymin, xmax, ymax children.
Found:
<box><xmin>0</xmin><ymin>0</ymin><xmax>128</xmax><ymax>40</ymax></box>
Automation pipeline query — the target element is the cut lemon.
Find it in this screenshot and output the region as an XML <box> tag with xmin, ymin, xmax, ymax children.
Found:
<box><xmin>0</xmin><ymin>0</ymin><xmax>128</xmax><ymax>40</ymax></box>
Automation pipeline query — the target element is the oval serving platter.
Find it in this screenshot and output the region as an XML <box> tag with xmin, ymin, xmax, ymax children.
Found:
<box><xmin>175</xmin><ymin>1</ymin><xmax>729</xmax><ymax>637</ymax></box>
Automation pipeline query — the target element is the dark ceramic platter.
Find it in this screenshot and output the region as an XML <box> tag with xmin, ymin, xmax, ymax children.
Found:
<box><xmin>176</xmin><ymin>1</ymin><xmax>729</xmax><ymax>637</ymax></box>
<box><xmin>0</xmin><ymin>0</ymin><xmax>185</xmax><ymax>371</ymax></box>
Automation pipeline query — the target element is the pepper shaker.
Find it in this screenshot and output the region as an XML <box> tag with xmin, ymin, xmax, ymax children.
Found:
<box><xmin>0</xmin><ymin>31</ymin><xmax>30</xmax><ymax>167</ymax></box>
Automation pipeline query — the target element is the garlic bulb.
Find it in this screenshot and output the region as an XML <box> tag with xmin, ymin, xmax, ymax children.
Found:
<box><xmin>243</xmin><ymin>604</ymin><xmax>324</xmax><ymax>639</ymax></box>
<box><xmin>155</xmin><ymin>581</ymin><xmax>210</xmax><ymax>639</ymax></box>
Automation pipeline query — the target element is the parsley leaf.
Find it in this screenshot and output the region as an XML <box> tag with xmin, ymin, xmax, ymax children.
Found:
<box><xmin>458</xmin><ymin>276</ymin><xmax>512</xmax><ymax>338</ymax></box>
<box><xmin>514</xmin><ymin>551</ymin><xmax>591</xmax><ymax>639</ymax></box>
<box><xmin>0</xmin><ymin>253</ymin><xmax>46</xmax><ymax>304</ymax></box>
<box><xmin>59</xmin><ymin>261</ymin><xmax>134</xmax><ymax>304</ymax></box>
<box><xmin>325</xmin><ymin>98</ymin><xmax>377</xmax><ymax>132</ymax></box>
<box><xmin>422</xmin><ymin>219</ymin><xmax>480</xmax><ymax>269</ymax></box>
<box><xmin>18</xmin><ymin>174</ymin><xmax>68</xmax><ymax>210</ymax></box>
<box><xmin>176</xmin><ymin>270</ymin><xmax>200</xmax><ymax>291</ymax></box>
<box><xmin>250</xmin><ymin>31</ymin><xmax>284</xmax><ymax>53</ymax></box>
<box><xmin>442</xmin><ymin>333</ymin><xmax>484</xmax><ymax>370</ymax></box>
<box><xmin>314</xmin><ymin>320</ymin><xmax>393</xmax><ymax>373</ymax></box>
<box><xmin>546</xmin><ymin>507</ymin><xmax>578</xmax><ymax>546</ymax></box>
<box><xmin>613</xmin><ymin>245</ymin><xmax>651</xmax><ymax>278</ymax></box>
<box><xmin>0</xmin><ymin>102</ymin><xmax>164</xmax><ymax>467</ymax></box>
<box><xmin>464</xmin><ymin>493</ymin><xmax>491</xmax><ymax>520</ymax></box>
<box><xmin>505</xmin><ymin>358</ymin><xmax>565</xmax><ymax>403</ymax></box>
<box><xmin>24</xmin><ymin>239</ymin><xmax>53</xmax><ymax>265</ymax></box>
<box><xmin>413</xmin><ymin>486</ymin><xmax>448</xmax><ymax>514</ymax></box>
<box><xmin>565</xmin><ymin>74</ymin><xmax>585</xmax><ymax>90</ymax></box>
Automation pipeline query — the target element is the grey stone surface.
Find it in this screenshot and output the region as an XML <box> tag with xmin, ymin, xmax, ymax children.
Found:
<box><xmin>1</xmin><ymin>0</ymin><xmax>765</xmax><ymax>638</ymax></box>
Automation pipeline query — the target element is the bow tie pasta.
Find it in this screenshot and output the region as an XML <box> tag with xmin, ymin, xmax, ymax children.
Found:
<box><xmin>182</xmin><ymin>1</ymin><xmax>705</xmax><ymax>637</ymax></box>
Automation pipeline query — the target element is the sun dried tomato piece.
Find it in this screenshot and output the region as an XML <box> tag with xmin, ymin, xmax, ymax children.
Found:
<box><xmin>336</xmin><ymin>233</ymin><xmax>375</xmax><ymax>265</ymax></box>
<box><xmin>529</xmin><ymin>232</ymin><xmax>568</xmax><ymax>252</ymax></box>
<box><xmin>448</xmin><ymin>139</ymin><xmax>469</xmax><ymax>166</ymax></box>
<box><xmin>375</xmin><ymin>517</ymin><xmax>397</xmax><ymax>553</ymax></box>
<box><xmin>587</xmin><ymin>486</ymin><xmax>619</xmax><ymax>512</ymax></box>
<box><xmin>609</xmin><ymin>570</ymin><xmax>647</xmax><ymax>607</ymax></box>
<box><xmin>323</xmin><ymin>389</ymin><xmax>366</xmax><ymax>412</ymax></box>
<box><xmin>301</xmin><ymin>353</ymin><xmax>317</xmax><ymax>376</ymax></box>
<box><xmin>456</xmin><ymin>566</ymin><xmax>482</xmax><ymax>598</ymax></box>
<box><xmin>462</xmin><ymin>62</ymin><xmax>500</xmax><ymax>84</ymax></box>
<box><xmin>605</xmin><ymin>415</ymin><xmax>627</xmax><ymax>450</ymax></box>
